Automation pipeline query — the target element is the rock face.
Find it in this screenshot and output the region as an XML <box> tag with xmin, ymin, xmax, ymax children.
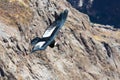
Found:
<box><xmin>0</xmin><ymin>0</ymin><xmax>120</xmax><ymax>80</ymax></box>
<box><xmin>67</xmin><ymin>0</ymin><xmax>120</xmax><ymax>28</ymax></box>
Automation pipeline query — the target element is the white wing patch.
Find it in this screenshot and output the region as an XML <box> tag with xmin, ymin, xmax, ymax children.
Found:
<box><xmin>35</xmin><ymin>41</ymin><xmax>45</xmax><ymax>48</ymax></box>
<box><xmin>43</xmin><ymin>26</ymin><xmax>56</xmax><ymax>37</ymax></box>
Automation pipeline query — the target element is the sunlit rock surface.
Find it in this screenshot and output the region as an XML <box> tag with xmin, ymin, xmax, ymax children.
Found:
<box><xmin>0</xmin><ymin>0</ymin><xmax>120</xmax><ymax>80</ymax></box>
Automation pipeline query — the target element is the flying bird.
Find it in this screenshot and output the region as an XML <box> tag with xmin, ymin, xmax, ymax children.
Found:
<box><xmin>31</xmin><ymin>9</ymin><xmax>68</xmax><ymax>52</ymax></box>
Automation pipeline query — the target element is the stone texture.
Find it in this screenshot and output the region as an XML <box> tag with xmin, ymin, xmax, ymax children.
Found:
<box><xmin>0</xmin><ymin>0</ymin><xmax>120</xmax><ymax>80</ymax></box>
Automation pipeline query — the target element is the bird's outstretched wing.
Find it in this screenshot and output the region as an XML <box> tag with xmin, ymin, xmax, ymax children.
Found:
<box><xmin>42</xmin><ymin>9</ymin><xmax>68</xmax><ymax>38</ymax></box>
<box><xmin>31</xmin><ymin>9</ymin><xmax>68</xmax><ymax>52</ymax></box>
<box><xmin>31</xmin><ymin>37</ymin><xmax>49</xmax><ymax>52</ymax></box>
<box><xmin>31</xmin><ymin>37</ymin><xmax>41</xmax><ymax>46</ymax></box>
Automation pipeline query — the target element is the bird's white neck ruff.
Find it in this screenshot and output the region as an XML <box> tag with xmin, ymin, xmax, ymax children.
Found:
<box><xmin>43</xmin><ymin>26</ymin><xmax>56</xmax><ymax>37</ymax></box>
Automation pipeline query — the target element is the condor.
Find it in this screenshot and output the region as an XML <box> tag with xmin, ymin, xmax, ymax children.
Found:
<box><xmin>31</xmin><ymin>9</ymin><xmax>68</xmax><ymax>52</ymax></box>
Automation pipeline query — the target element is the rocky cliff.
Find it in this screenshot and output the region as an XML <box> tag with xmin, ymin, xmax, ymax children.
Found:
<box><xmin>0</xmin><ymin>0</ymin><xmax>120</xmax><ymax>80</ymax></box>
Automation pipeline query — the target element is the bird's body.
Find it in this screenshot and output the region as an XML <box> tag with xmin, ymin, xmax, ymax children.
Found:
<box><xmin>31</xmin><ymin>9</ymin><xmax>68</xmax><ymax>52</ymax></box>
